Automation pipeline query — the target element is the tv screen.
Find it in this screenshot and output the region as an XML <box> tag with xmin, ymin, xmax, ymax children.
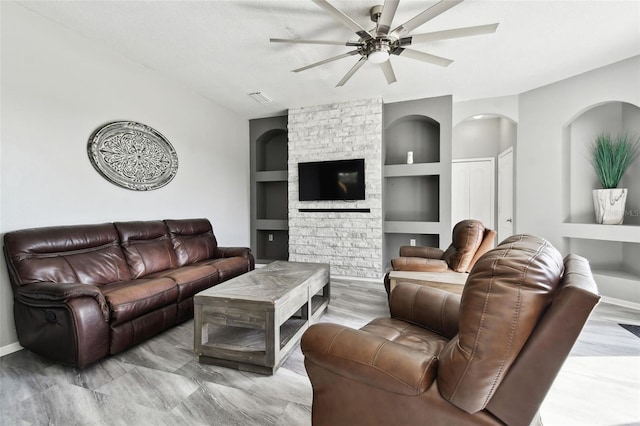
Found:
<box><xmin>298</xmin><ymin>159</ymin><xmax>365</xmax><ymax>201</ymax></box>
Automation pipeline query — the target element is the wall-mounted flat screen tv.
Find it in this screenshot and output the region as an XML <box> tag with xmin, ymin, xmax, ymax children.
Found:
<box><xmin>298</xmin><ymin>159</ymin><xmax>365</xmax><ymax>201</ymax></box>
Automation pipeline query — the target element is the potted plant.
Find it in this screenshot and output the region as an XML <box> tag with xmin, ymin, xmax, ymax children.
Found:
<box><xmin>590</xmin><ymin>133</ymin><xmax>639</xmax><ymax>224</ymax></box>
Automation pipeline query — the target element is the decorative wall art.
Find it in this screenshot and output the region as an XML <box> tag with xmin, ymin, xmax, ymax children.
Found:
<box><xmin>88</xmin><ymin>121</ymin><xmax>178</xmax><ymax>191</ymax></box>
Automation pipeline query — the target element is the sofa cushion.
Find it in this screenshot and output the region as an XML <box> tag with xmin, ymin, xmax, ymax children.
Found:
<box><xmin>114</xmin><ymin>220</ymin><xmax>179</xmax><ymax>278</ymax></box>
<box><xmin>146</xmin><ymin>265</ymin><xmax>219</xmax><ymax>301</ymax></box>
<box><xmin>101</xmin><ymin>278</ymin><xmax>178</xmax><ymax>325</ymax></box>
<box><xmin>202</xmin><ymin>256</ymin><xmax>252</xmax><ymax>281</ymax></box>
<box><xmin>4</xmin><ymin>223</ymin><xmax>131</xmax><ymax>285</ymax></box>
<box><xmin>164</xmin><ymin>219</ymin><xmax>217</xmax><ymax>266</ymax></box>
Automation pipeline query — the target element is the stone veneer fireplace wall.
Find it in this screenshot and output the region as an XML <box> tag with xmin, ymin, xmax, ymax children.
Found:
<box><xmin>288</xmin><ymin>98</ymin><xmax>383</xmax><ymax>278</ymax></box>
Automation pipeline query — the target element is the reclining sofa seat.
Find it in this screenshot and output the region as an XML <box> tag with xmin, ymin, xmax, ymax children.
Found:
<box><xmin>302</xmin><ymin>234</ymin><xmax>600</xmax><ymax>426</ymax></box>
<box><xmin>3</xmin><ymin>218</ymin><xmax>254</xmax><ymax>368</ymax></box>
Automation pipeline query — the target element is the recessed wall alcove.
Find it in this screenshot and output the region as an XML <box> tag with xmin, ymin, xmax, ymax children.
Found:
<box><xmin>382</xmin><ymin>96</ymin><xmax>453</xmax><ymax>270</ymax></box>
<box><xmin>385</xmin><ymin>115</ymin><xmax>440</xmax><ymax>165</ymax></box>
<box><xmin>561</xmin><ymin>101</ymin><xmax>640</xmax><ymax>303</ymax></box>
<box><xmin>256</xmin><ymin>129</ymin><xmax>287</xmax><ymax>172</ymax></box>
<box><xmin>250</xmin><ymin>116</ymin><xmax>289</xmax><ymax>264</ymax></box>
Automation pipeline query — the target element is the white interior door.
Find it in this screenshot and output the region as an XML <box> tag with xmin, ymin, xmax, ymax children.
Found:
<box><xmin>452</xmin><ymin>158</ymin><xmax>495</xmax><ymax>230</ymax></box>
<box><xmin>498</xmin><ymin>147</ymin><xmax>514</xmax><ymax>242</ymax></box>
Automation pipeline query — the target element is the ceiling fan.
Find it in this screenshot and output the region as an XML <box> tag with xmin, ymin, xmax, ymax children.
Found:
<box><xmin>270</xmin><ymin>0</ymin><xmax>498</xmax><ymax>87</ymax></box>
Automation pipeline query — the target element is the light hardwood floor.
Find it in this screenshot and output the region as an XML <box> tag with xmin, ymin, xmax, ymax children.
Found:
<box><xmin>1</xmin><ymin>277</ymin><xmax>639</xmax><ymax>425</ymax></box>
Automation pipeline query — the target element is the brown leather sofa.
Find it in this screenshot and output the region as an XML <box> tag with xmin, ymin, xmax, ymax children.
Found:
<box><xmin>384</xmin><ymin>219</ymin><xmax>496</xmax><ymax>294</ymax></box>
<box><xmin>3</xmin><ymin>218</ymin><xmax>254</xmax><ymax>368</ymax></box>
<box><xmin>302</xmin><ymin>234</ymin><xmax>600</xmax><ymax>426</ymax></box>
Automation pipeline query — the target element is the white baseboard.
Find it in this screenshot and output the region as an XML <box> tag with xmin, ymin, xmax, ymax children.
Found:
<box><xmin>0</xmin><ymin>341</ymin><xmax>22</xmax><ymax>357</ymax></box>
<box><xmin>601</xmin><ymin>296</ymin><xmax>640</xmax><ymax>311</ymax></box>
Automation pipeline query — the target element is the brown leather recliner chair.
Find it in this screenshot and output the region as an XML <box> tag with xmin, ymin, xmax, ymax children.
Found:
<box><xmin>384</xmin><ymin>219</ymin><xmax>497</xmax><ymax>294</ymax></box>
<box><xmin>302</xmin><ymin>234</ymin><xmax>600</xmax><ymax>426</ymax></box>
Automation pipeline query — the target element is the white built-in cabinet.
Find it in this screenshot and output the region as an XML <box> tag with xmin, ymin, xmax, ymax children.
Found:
<box><xmin>562</xmin><ymin>102</ymin><xmax>640</xmax><ymax>304</ymax></box>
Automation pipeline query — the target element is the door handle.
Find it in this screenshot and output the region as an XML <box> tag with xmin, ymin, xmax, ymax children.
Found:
<box><xmin>506</xmin><ymin>219</ymin><xmax>512</xmax><ymax>223</ymax></box>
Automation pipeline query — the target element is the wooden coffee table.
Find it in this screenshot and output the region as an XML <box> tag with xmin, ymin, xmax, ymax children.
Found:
<box><xmin>194</xmin><ymin>260</ymin><xmax>330</xmax><ymax>375</ymax></box>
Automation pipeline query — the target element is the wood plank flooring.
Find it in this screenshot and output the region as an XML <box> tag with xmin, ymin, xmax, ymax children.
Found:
<box><xmin>1</xmin><ymin>277</ymin><xmax>639</xmax><ymax>425</ymax></box>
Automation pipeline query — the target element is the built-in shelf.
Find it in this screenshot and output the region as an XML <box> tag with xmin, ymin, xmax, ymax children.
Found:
<box><xmin>256</xmin><ymin>181</ymin><xmax>287</xmax><ymax>221</ymax></box>
<box><xmin>385</xmin><ymin>175</ymin><xmax>440</xmax><ymax>222</ymax></box>
<box><xmin>563</xmin><ymin>101</ymin><xmax>640</xmax><ymax>305</ymax></box>
<box><xmin>256</xmin><ymin>230</ymin><xmax>288</xmax><ymax>262</ymax></box>
<box><xmin>255</xmin><ymin>219</ymin><xmax>288</xmax><ymax>231</ymax></box>
<box><xmin>255</xmin><ymin>170</ymin><xmax>287</xmax><ymax>182</ymax></box>
<box><xmin>560</xmin><ymin>223</ymin><xmax>640</xmax><ymax>243</ymax></box>
<box><xmin>250</xmin><ymin>115</ymin><xmax>289</xmax><ymax>263</ymax></box>
<box><xmin>382</xmin><ymin>97</ymin><xmax>452</xmax><ymax>269</ymax></box>
<box><xmin>592</xmin><ymin>269</ymin><xmax>640</xmax><ymax>303</ymax></box>
<box><xmin>384</xmin><ymin>115</ymin><xmax>440</xmax><ymax>165</ymax></box>
<box><xmin>383</xmin><ymin>163</ymin><xmax>443</xmax><ymax>177</ymax></box>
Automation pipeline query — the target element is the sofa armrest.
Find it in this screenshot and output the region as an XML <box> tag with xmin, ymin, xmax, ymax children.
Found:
<box><xmin>389</xmin><ymin>282</ymin><xmax>460</xmax><ymax>339</ymax></box>
<box><xmin>301</xmin><ymin>323</ymin><xmax>438</xmax><ymax>396</ymax></box>
<box><xmin>399</xmin><ymin>246</ymin><xmax>445</xmax><ymax>259</ymax></box>
<box><xmin>16</xmin><ymin>282</ymin><xmax>109</xmax><ymax>322</ymax></box>
<box><xmin>214</xmin><ymin>246</ymin><xmax>252</xmax><ymax>259</ymax></box>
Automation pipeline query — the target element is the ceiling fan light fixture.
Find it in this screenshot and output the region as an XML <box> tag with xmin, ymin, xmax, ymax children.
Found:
<box><xmin>368</xmin><ymin>49</ymin><xmax>390</xmax><ymax>64</ymax></box>
<box><xmin>367</xmin><ymin>39</ymin><xmax>391</xmax><ymax>64</ymax></box>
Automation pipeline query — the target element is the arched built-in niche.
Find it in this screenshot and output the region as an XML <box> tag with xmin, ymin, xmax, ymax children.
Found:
<box><xmin>255</xmin><ymin>128</ymin><xmax>288</xmax><ymax>221</ymax></box>
<box><xmin>565</xmin><ymin>102</ymin><xmax>640</xmax><ymax>225</ymax></box>
<box><xmin>385</xmin><ymin>115</ymin><xmax>440</xmax><ymax>165</ymax></box>
<box><xmin>256</xmin><ymin>128</ymin><xmax>288</xmax><ymax>172</ymax></box>
<box><xmin>384</xmin><ymin>114</ymin><xmax>441</xmax><ymax>225</ymax></box>
<box><xmin>561</xmin><ymin>101</ymin><xmax>640</xmax><ymax>304</ymax></box>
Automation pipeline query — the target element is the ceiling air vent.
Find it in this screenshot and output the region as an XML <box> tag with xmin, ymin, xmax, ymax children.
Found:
<box><xmin>248</xmin><ymin>92</ymin><xmax>273</xmax><ymax>104</ymax></box>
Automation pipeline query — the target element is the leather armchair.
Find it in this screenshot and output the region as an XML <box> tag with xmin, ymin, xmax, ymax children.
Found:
<box><xmin>302</xmin><ymin>234</ymin><xmax>600</xmax><ymax>426</ymax></box>
<box><xmin>384</xmin><ymin>219</ymin><xmax>496</xmax><ymax>294</ymax></box>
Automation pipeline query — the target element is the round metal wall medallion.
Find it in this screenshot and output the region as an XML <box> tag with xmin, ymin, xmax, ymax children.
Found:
<box><xmin>88</xmin><ymin>121</ymin><xmax>178</xmax><ymax>191</ymax></box>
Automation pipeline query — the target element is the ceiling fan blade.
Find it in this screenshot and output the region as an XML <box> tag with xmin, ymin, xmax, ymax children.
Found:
<box><xmin>311</xmin><ymin>0</ymin><xmax>372</xmax><ymax>40</ymax></box>
<box><xmin>376</xmin><ymin>0</ymin><xmax>400</xmax><ymax>35</ymax></box>
<box><xmin>293</xmin><ymin>50</ymin><xmax>360</xmax><ymax>73</ymax></box>
<box><xmin>392</xmin><ymin>0</ymin><xmax>464</xmax><ymax>38</ymax></box>
<box><xmin>405</xmin><ymin>23</ymin><xmax>499</xmax><ymax>45</ymax></box>
<box><xmin>270</xmin><ymin>38</ymin><xmax>362</xmax><ymax>46</ymax></box>
<box><xmin>336</xmin><ymin>57</ymin><xmax>367</xmax><ymax>87</ymax></box>
<box><xmin>380</xmin><ymin>60</ymin><xmax>397</xmax><ymax>85</ymax></box>
<box><xmin>394</xmin><ymin>48</ymin><xmax>453</xmax><ymax>67</ymax></box>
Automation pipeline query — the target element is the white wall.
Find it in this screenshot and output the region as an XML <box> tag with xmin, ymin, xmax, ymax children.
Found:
<box><xmin>452</xmin><ymin>118</ymin><xmax>501</xmax><ymax>159</ymax></box>
<box><xmin>0</xmin><ymin>3</ymin><xmax>250</xmax><ymax>349</ymax></box>
<box><xmin>452</xmin><ymin>95</ymin><xmax>519</xmax><ymax>126</ymax></box>
<box><xmin>517</xmin><ymin>56</ymin><xmax>640</xmax><ymax>250</ymax></box>
<box><xmin>499</xmin><ymin>117</ymin><xmax>517</xmax><ymax>153</ymax></box>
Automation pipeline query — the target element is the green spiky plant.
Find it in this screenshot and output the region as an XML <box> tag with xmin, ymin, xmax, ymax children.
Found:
<box><xmin>590</xmin><ymin>133</ymin><xmax>640</xmax><ymax>189</ymax></box>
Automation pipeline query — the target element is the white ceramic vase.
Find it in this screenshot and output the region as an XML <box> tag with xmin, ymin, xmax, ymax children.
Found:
<box><xmin>592</xmin><ymin>188</ymin><xmax>627</xmax><ymax>225</ymax></box>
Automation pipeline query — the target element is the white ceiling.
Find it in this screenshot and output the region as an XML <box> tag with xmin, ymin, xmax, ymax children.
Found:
<box><xmin>18</xmin><ymin>0</ymin><xmax>640</xmax><ymax>119</ymax></box>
